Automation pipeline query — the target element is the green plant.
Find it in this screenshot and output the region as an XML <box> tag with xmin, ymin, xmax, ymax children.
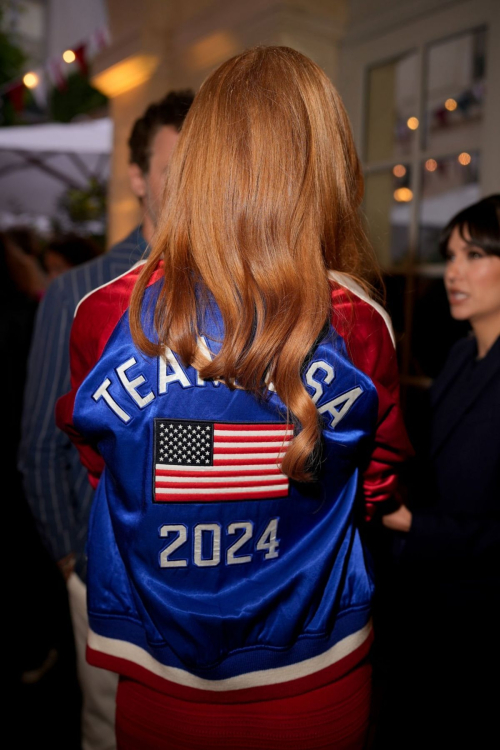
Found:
<box><xmin>0</xmin><ymin>7</ymin><xmax>27</xmax><ymax>125</ymax></box>
<box><xmin>0</xmin><ymin>10</ymin><xmax>26</xmax><ymax>85</ymax></box>
<box><xmin>59</xmin><ymin>178</ymin><xmax>107</xmax><ymax>223</ymax></box>
<box><xmin>50</xmin><ymin>71</ymin><xmax>108</xmax><ymax>123</ymax></box>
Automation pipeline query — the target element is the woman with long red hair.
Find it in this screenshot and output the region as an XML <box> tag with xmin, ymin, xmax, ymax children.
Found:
<box><xmin>57</xmin><ymin>46</ymin><xmax>411</xmax><ymax>749</ymax></box>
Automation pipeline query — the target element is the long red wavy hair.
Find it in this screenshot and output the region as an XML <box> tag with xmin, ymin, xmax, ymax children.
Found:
<box><xmin>130</xmin><ymin>46</ymin><xmax>379</xmax><ymax>481</ymax></box>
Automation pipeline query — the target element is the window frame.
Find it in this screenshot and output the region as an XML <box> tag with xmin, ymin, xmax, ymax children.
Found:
<box><xmin>339</xmin><ymin>0</ymin><xmax>500</xmax><ymax>393</ymax></box>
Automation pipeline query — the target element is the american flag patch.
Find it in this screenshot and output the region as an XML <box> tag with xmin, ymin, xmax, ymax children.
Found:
<box><xmin>153</xmin><ymin>419</ymin><xmax>293</xmax><ymax>502</ymax></box>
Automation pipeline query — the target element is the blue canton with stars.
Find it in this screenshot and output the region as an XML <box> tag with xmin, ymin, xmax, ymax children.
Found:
<box><xmin>154</xmin><ymin>419</ymin><xmax>214</xmax><ymax>466</ymax></box>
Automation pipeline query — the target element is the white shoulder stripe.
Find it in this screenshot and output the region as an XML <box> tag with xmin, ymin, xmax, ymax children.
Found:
<box><xmin>74</xmin><ymin>259</ymin><xmax>147</xmax><ymax>318</ymax></box>
<box><xmin>327</xmin><ymin>270</ymin><xmax>395</xmax><ymax>349</ymax></box>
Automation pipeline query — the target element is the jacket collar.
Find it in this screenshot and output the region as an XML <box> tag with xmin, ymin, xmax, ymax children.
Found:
<box><xmin>108</xmin><ymin>225</ymin><xmax>150</xmax><ymax>264</ymax></box>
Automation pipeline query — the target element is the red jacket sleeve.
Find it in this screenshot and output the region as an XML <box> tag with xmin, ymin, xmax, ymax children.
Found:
<box><xmin>56</xmin><ymin>261</ymin><xmax>161</xmax><ymax>488</ymax></box>
<box><xmin>330</xmin><ymin>280</ymin><xmax>413</xmax><ymax>520</ymax></box>
<box><xmin>55</xmin><ymin>293</ymin><xmax>105</xmax><ymax>489</ymax></box>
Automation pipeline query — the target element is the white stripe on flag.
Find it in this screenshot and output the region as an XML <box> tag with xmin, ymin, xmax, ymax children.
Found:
<box><xmin>215</xmin><ymin>441</ymin><xmax>289</xmax><ymax>448</ymax></box>
<box><xmin>214</xmin><ymin>452</ymin><xmax>286</xmax><ymax>460</ymax></box>
<box><xmin>156</xmin><ymin>484</ymin><xmax>288</xmax><ymax>496</ymax></box>
<box><xmin>214</xmin><ymin>429</ymin><xmax>293</xmax><ymax>438</ymax></box>
<box><xmin>156</xmin><ymin>473</ymin><xmax>284</xmax><ymax>484</ymax></box>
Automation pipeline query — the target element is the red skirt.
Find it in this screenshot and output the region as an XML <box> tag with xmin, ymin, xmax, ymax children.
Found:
<box><xmin>115</xmin><ymin>661</ymin><xmax>372</xmax><ymax>750</ymax></box>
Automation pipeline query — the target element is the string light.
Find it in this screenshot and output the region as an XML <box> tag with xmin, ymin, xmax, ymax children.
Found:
<box><xmin>445</xmin><ymin>98</ymin><xmax>457</xmax><ymax>111</ymax></box>
<box><xmin>458</xmin><ymin>152</ymin><xmax>471</xmax><ymax>166</ymax></box>
<box><xmin>394</xmin><ymin>188</ymin><xmax>413</xmax><ymax>202</ymax></box>
<box><xmin>407</xmin><ymin>117</ymin><xmax>419</xmax><ymax>130</ymax></box>
<box><xmin>92</xmin><ymin>54</ymin><xmax>159</xmax><ymax>97</ymax></box>
<box><xmin>425</xmin><ymin>159</ymin><xmax>438</xmax><ymax>172</ymax></box>
<box><xmin>23</xmin><ymin>72</ymin><xmax>39</xmax><ymax>88</ymax></box>
<box><xmin>63</xmin><ymin>49</ymin><xmax>76</xmax><ymax>64</ymax></box>
<box><xmin>393</xmin><ymin>164</ymin><xmax>406</xmax><ymax>178</ymax></box>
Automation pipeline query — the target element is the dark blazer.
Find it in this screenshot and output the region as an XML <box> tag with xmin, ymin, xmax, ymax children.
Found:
<box><xmin>378</xmin><ymin>337</ymin><xmax>500</xmax><ymax>750</ymax></box>
<box><xmin>404</xmin><ymin>335</ymin><xmax>500</xmax><ymax>588</ymax></box>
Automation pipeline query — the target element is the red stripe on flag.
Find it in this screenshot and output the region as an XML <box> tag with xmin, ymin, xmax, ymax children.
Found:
<box><xmin>155</xmin><ymin>489</ymin><xmax>289</xmax><ymax>502</ymax></box>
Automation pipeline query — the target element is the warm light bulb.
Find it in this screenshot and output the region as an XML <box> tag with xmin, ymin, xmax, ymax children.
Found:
<box><xmin>425</xmin><ymin>159</ymin><xmax>438</xmax><ymax>172</ymax></box>
<box><xmin>393</xmin><ymin>164</ymin><xmax>407</xmax><ymax>178</ymax></box>
<box><xmin>445</xmin><ymin>98</ymin><xmax>457</xmax><ymax>111</ymax></box>
<box><xmin>63</xmin><ymin>49</ymin><xmax>76</xmax><ymax>64</ymax></box>
<box><xmin>23</xmin><ymin>72</ymin><xmax>39</xmax><ymax>88</ymax></box>
<box><xmin>407</xmin><ymin>117</ymin><xmax>419</xmax><ymax>130</ymax></box>
<box><xmin>394</xmin><ymin>188</ymin><xmax>413</xmax><ymax>202</ymax></box>
<box><xmin>458</xmin><ymin>152</ymin><xmax>471</xmax><ymax>166</ymax></box>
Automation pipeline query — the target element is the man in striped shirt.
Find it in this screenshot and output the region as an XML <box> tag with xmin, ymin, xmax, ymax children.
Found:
<box><xmin>19</xmin><ymin>90</ymin><xmax>193</xmax><ymax>750</ymax></box>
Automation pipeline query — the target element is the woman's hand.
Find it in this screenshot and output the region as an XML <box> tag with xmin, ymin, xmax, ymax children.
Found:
<box><xmin>58</xmin><ymin>552</ymin><xmax>76</xmax><ymax>582</ymax></box>
<box><xmin>382</xmin><ymin>505</ymin><xmax>412</xmax><ymax>532</ymax></box>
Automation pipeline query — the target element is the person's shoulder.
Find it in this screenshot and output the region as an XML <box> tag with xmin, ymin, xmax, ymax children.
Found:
<box><xmin>328</xmin><ymin>270</ymin><xmax>395</xmax><ymax>350</ymax></box>
<box><xmin>68</xmin><ymin>261</ymin><xmax>150</xmax><ymax>374</ymax></box>
<box><xmin>73</xmin><ymin>258</ymin><xmax>163</xmax><ymax>364</ymax></box>
<box><xmin>74</xmin><ymin>259</ymin><xmax>147</xmax><ymax>320</ymax></box>
<box><xmin>49</xmin><ymin>227</ymin><xmax>147</xmax><ymax>312</ymax></box>
<box><xmin>429</xmin><ymin>335</ymin><xmax>477</xmax><ymax>405</ymax></box>
<box><xmin>447</xmin><ymin>335</ymin><xmax>476</xmax><ymax>359</ymax></box>
<box><xmin>439</xmin><ymin>335</ymin><xmax>476</xmax><ymax>374</ymax></box>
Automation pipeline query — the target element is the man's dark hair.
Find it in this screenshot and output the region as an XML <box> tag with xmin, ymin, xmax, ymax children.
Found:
<box><xmin>439</xmin><ymin>194</ymin><xmax>500</xmax><ymax>259</ymax></box>
<box><xmin>128</xmin><ymin>90</ymin><xmax>195</xmax><ymax>173</ymax></box>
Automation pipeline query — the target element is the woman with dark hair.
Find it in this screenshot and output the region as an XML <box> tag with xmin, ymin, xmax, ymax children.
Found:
<box><xmin>382</xmin><ymin>194</ymin><xmax>500</xmax><ymax>747</ymax></box>
<box><xmin>57</xmin><ymin>47</ymin><xmax>411</xmax><ymax>749</ymax></box>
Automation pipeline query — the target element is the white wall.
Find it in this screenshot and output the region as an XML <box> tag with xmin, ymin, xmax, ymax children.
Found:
<box><xmin>47</xmin><ymin>0</ymin><xmax>108</xmax><ymax>58</ymax></box>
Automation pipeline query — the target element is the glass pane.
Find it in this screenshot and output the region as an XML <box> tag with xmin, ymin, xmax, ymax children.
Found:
<box><xmin>425</xmin><ymin>28</ymin><xmax>487</xmax><ymax>152</ymax></box>
<box><xmin>365</xmin><ymin>52</ymin><xmax>418</xmax><ymax>163</ymax></box>
<box><xmin>418</xmin><ymin>151</ymin><xmax>480</xmax><ymax>262</ymax></box>
<box><xmin>364</xmin><ymin>165</ymin><xmax>412</xmax><ymax>268</ymax></box>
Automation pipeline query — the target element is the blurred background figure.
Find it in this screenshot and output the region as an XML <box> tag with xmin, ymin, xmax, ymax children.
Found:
<box><xmin>380</xmin><ymin>194</ymin><xmax>500</xmax><ymax>748</ymax></box>
<box><xmin>2</xmin><ymin>227</ymin><xmax>81</xmax><ymax>750</ymax></box>
<box><xmin>19</xmin><ymin>89</ymin><xmax>194</xmax><ymax>750</ymax></box>
<box><xmin>2</xmin><ymin>228</ymin><xmax>45</xmax><ymax>467</ymax></box>
<box><xmin>2</xmin><ymin>227</ymin><xmax>47</xmax><ymax>299</ymax></box>
<box><xmin>44</xmin><ymin>233</ymin><xmax>102</xmax><ymax>280</ymax></box>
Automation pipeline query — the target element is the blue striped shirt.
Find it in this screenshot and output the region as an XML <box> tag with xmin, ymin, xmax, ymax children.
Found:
<box><xmin>19</xmin><ymin>227</ymin><xmax>148</xmax><ymax>580</ymax></box>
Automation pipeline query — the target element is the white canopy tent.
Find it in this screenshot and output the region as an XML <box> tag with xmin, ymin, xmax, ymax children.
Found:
<box><xmin>0</xmin><ymin>118</ymin><xmax>112</xmax><ymax>154</ymax></box>
<box><xmin>0</xmin><ymin>118</ymin><xmax>112</xmax><ymax>232</ymax></box>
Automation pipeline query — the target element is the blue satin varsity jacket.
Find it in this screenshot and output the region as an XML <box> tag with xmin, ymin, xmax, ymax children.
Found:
<box><xmin>56</xmin><ymin>263</ymin><xmax>411</xmax><ymax>703</ymax></box>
